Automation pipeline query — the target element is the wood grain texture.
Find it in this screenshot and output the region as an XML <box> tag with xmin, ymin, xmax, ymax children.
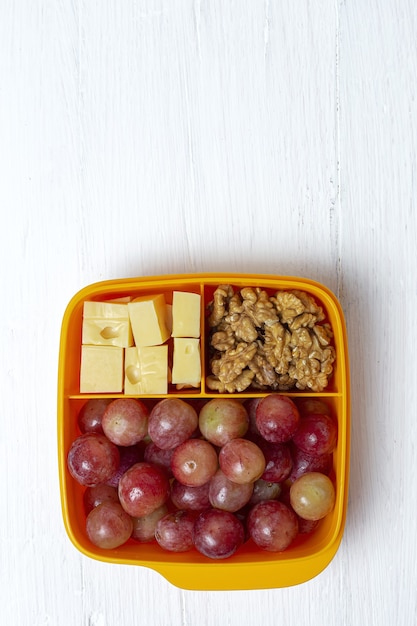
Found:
<box><xmin>1</xmin><ymin>0</ymin><xmax>416</xmax><ymax>624</ymax></box>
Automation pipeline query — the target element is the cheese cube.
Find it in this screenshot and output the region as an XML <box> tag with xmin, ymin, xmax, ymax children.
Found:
<box><xmin>83</xmin><ymin>301</ymin><xmax>129</xmax><ymax>319</ymax></box>
<box><xmin>171</xmin><ymin>338</ymin><xmax>201</xmax><ymax>385</ymax></box>
<box><xmin>80</xmin><ymin>345</ymin><xmax>124</xmax><ymax>393</ymax></box>
<box><xmin>82</xmin><ymin>319</ymin><xmax>133</xmax><ymax>347</ymax></box>
<box><xmin>82</xmin><ymin>301</ymin><xmax>133</xmax><ymax>347</ymax></box>
<box><xmin>171</xmin><ymin>291</ymin><xmax>201</xmax><ymax>338</ymax></box>
<box><xmin>165</xmin><ymin>303</ymin><xmax>172</xmax><ymax>336</ymax></box>
<box><xmin>127</xmin><ymin>295</ymin><xmax>170</xmax><ymax>347</ymax></box>
<box><xmin>124</xmin><ymin>345</ymin><xmax>168</xmax><ymax>394</ymax></box>
<box><xmin>106</xmin><ymin>296</ymin><xmax>132</xmax><ymax>303</ymax></box>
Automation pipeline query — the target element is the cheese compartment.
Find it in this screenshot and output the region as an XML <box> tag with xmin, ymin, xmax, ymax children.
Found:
<box><xmin>60</xmin><ymin>279</ymin><xmax>204</xmax><ymax>398</ymax></box>
<box><xmin>58</xmin><ymin>274</ymin><xmax>350</xmax><ymax>590</ymax></box>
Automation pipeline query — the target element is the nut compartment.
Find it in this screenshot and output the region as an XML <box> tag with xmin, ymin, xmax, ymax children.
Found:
<box><xmin>58</xmin><ymin>273</ymin><xmax>350</xmax><ymax>590</ymax></box>
<box><xmin>204</xmin><ymin>282</ymin><xmax>338</xmax><ymax>394</ymax></box>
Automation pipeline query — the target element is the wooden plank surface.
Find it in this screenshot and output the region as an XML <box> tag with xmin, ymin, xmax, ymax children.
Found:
<box><xmin>1</xmin><ymin>1</ymin><xmax>416</xmax><ymax>624</ymax></box>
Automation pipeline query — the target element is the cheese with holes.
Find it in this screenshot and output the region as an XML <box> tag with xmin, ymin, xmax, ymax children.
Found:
<box><xmin>171</xmin><ymin>291</ymin><xmax>201</xmax><ymax>338</ymax></box>
<box><xmin>171</xmin><ymin>338</ymin><xmax>201</xmax><ymax>385</ymax></box>
<box><xmin>80</xmin><ymin>345</ymin><xmax>124</xmax><ymax>393</ymax></box>
<box><xmin>124</xmin><ymin>345</ymin><xmax>168</xmax><ymax>394</ymax></box>
<box><xmin>82</xmin><ymin>301</ymin><xmax>133</xmax><ymax>347</ymax></box>
<box><xmin>127</xmin><ymin>295</ymin><xmax>170</xmax><ymax>347</ymax></box>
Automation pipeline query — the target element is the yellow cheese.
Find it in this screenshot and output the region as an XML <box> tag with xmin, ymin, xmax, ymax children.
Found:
<box><xmin>82</xmin><ymin>319</ymin><xmax>133</xmax><ymax>347</ymax></box>
<box><xmin>165</xmin><ymin>303</ymin><xmax>172</xmax><ymax>336</ymax></box>
<box><xmin>82</xmin><ymin>301</ymin><xmax>133</xmax><ymax>347</ymax></box>
<box><xmin>124</xmin><ymin>347</ymin><xmax>141</xmax><ymax>393</ymax></box>
<box><xmin>83</xmin><ymin>301</ymin><xmax>129</xmax><ymax>319</ymax></box>
<box><xmin>106</xmin><ymin>296</ymin><xmax>132</xmax><ymax>303</ymax></box>
<box><xmin>127</xmin><ymin>294</ymin><xmax>170</xmax><ymax>347</ymax></box>
<box><xmin>124</xmin><ymin>345</ymin><xmax>168</xmax><ymax>394</ymax></box>
<box><xmin>171</xmin><ymin>291</ymin><xmax>201</xmax><ymax>338</ymax></box>
<box><xmin>171</xmin><ymin>338</ymin><xmax>201</xmax><ymax>385</ymax></box>
<box><xmin>80</xmin><ymin>345</ymin><xmax>124</xmax><ymax>393</ymax></box>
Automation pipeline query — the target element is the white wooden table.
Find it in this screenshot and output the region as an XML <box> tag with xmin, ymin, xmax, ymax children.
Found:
<box><xmin>2</xmin><ymin>1</ymin><xmax>416</xmax><ymax>624</ymax></box>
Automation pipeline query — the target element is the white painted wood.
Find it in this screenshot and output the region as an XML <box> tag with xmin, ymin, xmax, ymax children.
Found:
<box><xmin>1</xmin><ymin>0</ymin><xmax>416</xmax><ymax>624</ymax></box>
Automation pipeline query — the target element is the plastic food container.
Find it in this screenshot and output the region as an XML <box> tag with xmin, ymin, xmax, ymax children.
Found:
<box><xmin>57</xmin><ymin>273</ymin><xmax>350</xmax><ymax>590</ymax></box>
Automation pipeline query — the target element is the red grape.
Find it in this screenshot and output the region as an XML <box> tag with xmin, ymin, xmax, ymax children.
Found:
<box><xmin>288</xmin><ymin>444</ymin><xmax>333</xmax><ymax>483</ymax></box>
<box><xmin>255</xmin><ymin>438</ymin><xmax>293</xmax><ymax>483</ymax></box>
<box><xmin>295</xmin><ymin>398</ymin><xmax>332</xmax><ymax>418</ymax></box>
<box><xmin>171</xmin><ymin>438</ymin><xmax>218</xmax><ymax>487</ymax></box>
<box><xmin>208</xmin><ymin>469</ymin><xmax>253</xmax><ymax>512</ymax></box>
<box><xmin>77</xmin><ymin>398</ymin><xmax>112</xmax><ymax>433</ymax></box>
<box><xmin>148</xmin><ymin>398</ymin><xmax>198</xmax><ymax>450</ymax></box>
<box><xmin>77</xmin><ymin>398</ymin><xmax>112</xmax><ymax>434</ymax></box>
<box><xmin>248</xmin><ymin>479</ymin><xmax>282</xmax><ymax>506</ymax></box>
<box><xmin>170</xmin><ymin>480</ymin><xmax>211</xmax><ymax>512</ymax></box>
<box><xmin>67</xmin><ymin>433</ymin><xmax>120</xmax><ymax>487</ymax></box>
<box><xmin>118</xmin><ymin>462</ymin><xmax>170</xmax><ymax>517</ymax></box>
<box><xmin>292</xmin><ymin>413</ymin><xmax>337</xmax><ymax>457</ymax></box>
<box><xmin>290</xmin><ymin>472</ymin><xmax>335</xmax><ymax>521</ymax></box>
<box><xmin>255</xmin><ymin>395</ymin><xmax>300</xmax><ymax>443</ymax></box>
<box><xmin>131</xmin><ymin>504</ymin><xmax>169</xmax><ymax>543</ymax></box>
<box><xmin>247</xmin><ymin>500</ymin><xmax>298</xmax><ymax>552</ymax></box>
<box><xmin>102</xmin><ymin>398</ymin><xmax>148</xmax><ymax>447</ymax></box>
<box><xmin>193</xmin><ymin>509</ymin><xmax>245</xmax><ymax>559</ymax></box>
<box><xmin>297</xmin><ymin>517</ymin><xmax>320</xmax><ymax>534</ymax></box>
<box><xmin>144</xmin><ymin>442</ymin><xmax>175</xmax><ymax>477</ymax></box>
<box><xmin>86</xmin><ymin>501</ymin><xmax>133</xmax><ymax>549</ymax></box>
<box><xmin>279</xmin><ymin>486</ymin><xmax>320</xmax><ymax>534</ymax></box>
<box><xmin>198</xmin><ymin>398</ymin><xmax>249</xmax><ymax>446</ymax></box>
<box><xmin>243</xmin><ymin>398</ymin><xmax>262</xmax><ymax>436</ymax></box>
<box><xmin>143</xmin><ymin>441</ymin><xmax>175</xmax><ymax>478</ymax></box>
<box><xmin>106</xmin><ymin>444</ymin><xmax>144</xmax><ymax>488</ymax></box>
<box><xmin>83</xmin><ymin>483</ymin><xmax>119</xmax><ymax>515</ymax></box>
<box><xmin>155</xmin><ymin>510</ymin><xmax>196</xmax><ymax>552</ymax></box>
<box><xmin>219</xmin><ymin>438</ymin><xmax>265</xmax><ymax>484</ymax></box>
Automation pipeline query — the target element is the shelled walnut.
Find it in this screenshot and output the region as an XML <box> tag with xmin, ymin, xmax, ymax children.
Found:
<box><xmin>206</xmin><ymin>285</ymin><xmax>336</xmax><ymax>393</ymax></box>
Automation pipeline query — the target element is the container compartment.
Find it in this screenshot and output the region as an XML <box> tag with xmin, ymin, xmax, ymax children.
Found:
<box><xmin>61</xmin><ymin>280</ymin><xmax>204</xmax><ymax>397</ymax></box>
<box><xmin>202</xmin><ymin>278</ymin><xmax>343</xmax><ymax>396</ymax></box>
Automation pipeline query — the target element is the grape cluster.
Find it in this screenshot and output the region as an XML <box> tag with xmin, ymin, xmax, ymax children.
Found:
<box><xmin>68</xmin><ymin>395</ymin><xmax>337</xmax><ymax>559</ymax></box>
